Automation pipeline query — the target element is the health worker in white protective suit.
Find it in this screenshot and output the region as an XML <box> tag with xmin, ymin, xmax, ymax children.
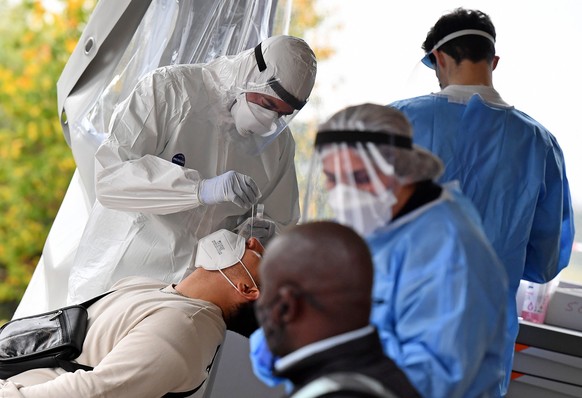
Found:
<box><xmin>250</xmin><ymin>103</ymin><xmax>509</xmax><ymax>398</ymax></box>
<box><xmin>68</xmin><ymin>35</ymin><xmax>317</xmax><ymax>304</ymax></box>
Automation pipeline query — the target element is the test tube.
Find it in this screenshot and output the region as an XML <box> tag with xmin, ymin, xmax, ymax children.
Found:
<box><xmin>256</xmin><ymin>203</ymin><xmax>264</xmax><ymax>220</ymax></box>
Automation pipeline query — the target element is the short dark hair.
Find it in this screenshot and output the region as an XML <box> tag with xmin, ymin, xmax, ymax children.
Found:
<box><xmin>422</xmin><ymin>8</ymin><xmax>496</xmax><ymax>66</ymax></box>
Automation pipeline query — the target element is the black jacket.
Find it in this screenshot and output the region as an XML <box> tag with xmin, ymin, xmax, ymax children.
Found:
<box><xmin>276</xmin><ymin>328</ymin><xmax>421</xmax><ymax>398</ymax></box>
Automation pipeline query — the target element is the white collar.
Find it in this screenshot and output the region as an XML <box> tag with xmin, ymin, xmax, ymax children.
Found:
<box><xmin>274</xmin><ymin>325</ymin><xmax>375</xmax><ymax>372</ymax></box>
<box><xmin>435</xmin><ymin>85</ymin><xmax>512</xmax><ymax>108</ymax></box>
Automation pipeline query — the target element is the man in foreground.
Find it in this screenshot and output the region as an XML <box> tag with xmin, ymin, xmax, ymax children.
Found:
<box><xmin>1</xmin><ymin>230</ymin><xmax>263</xmax><ymax>398</ymax></box>
<box><xmin>254</xmin><ymin>221</ymin><xmax>420</xmax><ymax>398</ymax></box>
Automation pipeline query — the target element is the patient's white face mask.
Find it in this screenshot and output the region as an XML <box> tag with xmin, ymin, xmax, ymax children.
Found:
<box><xmin>231</xmin><ymin>95</ymin><xmax>279</xmax><ymax>137</ymax></box>
<box><xmin>195</xmin><ymin>229</ymin><xmax>259</xmax><ymax>295</ymax></box>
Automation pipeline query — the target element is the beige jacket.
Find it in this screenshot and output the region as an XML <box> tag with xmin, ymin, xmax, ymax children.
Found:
<box><xmin>0</xmin><ymin>277</ymin><xmax>225</xmax><ymax>398</ymax></box>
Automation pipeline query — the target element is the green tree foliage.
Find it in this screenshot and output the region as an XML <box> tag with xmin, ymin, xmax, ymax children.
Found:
<box><xmin>0</xmin><ymin>0</ymin><xmax>96</xmax><ymax>304</ymax></box>
<box><xmin>277</xmin><ymin>0</ymin><xmax>336</xmax><ymax>61</ymax></box>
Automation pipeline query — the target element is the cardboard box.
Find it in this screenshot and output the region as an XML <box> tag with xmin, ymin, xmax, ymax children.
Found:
<box><xmin>545</xmin><ymin>288</ymin><xmax>582</xmax><ymax>332</ymax></box>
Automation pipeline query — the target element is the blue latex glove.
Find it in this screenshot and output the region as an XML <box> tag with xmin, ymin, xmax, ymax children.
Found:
<box><xmin>249</xmin><ymin>328</ymin><xmax>290</xmax><ymax>388</ymax></box>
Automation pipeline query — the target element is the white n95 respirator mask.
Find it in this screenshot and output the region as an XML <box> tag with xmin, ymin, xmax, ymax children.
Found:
<box><xmin>195</xmin><ymin>229</ymin><xmax>259</xmax><ymax>298</ymax></box>
<box><xmin>195</xmin><ymin>229</ymin><xmax>246</xmax><ymax>271</ymax></box>
<box><xmin>231</xmin><ymin>95</ymin><xmax>279</xmax><ymax>137</ymax></box>
<box><xmin>326</xmin><ymin>184</ymin><xmax>396</xmax><ymax>237</ymax></box>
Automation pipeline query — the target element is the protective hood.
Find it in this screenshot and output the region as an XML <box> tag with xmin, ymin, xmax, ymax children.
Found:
<box><xmin>207</xmin><ymin>35</ymin><xmax>316</xmax><ymax>108</ymax></box>
<box><xmin>205</xmin><ymin>35</ymin><xmax>317</xmax><ymax>150</ymax></box>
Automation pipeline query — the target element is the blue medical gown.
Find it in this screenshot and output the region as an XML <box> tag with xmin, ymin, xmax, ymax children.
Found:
<box><xmin>368</xmin><ymin>186</ymin><xmax>508</xmax><ymax>398</ymax></box>
<box><xmin>249</xmin><ymin>186</ymin><xmax>508</xmax><ymax>398</ymax></box>
<box><xmin>391</xmin><ymin>94</ymin><xmax>575</xmax><ymax>391</ymax></box>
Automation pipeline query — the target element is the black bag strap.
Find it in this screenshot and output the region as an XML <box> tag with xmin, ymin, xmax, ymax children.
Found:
<box><xmin>49</xmin><ymin>290</ymin><xmax>115</xmax><ymax>374</ymax></box>
<box><xmin>162</xmin><ymin>344</ymin><xmax>221</xmax><ymax>398</ymax></box>
<box><xmin>56</xmin><ymin>358</ymin><xmax>94</xmax><ymax>373</ymax></box>
<box><xmin>78</xmin><ymin>290</ymin><xmax>115</xmax><ymax>309</ymax></box>
<box><xmin>162</xmin><ymin>378</ymin><xmax>205</xmax><ymax>398</ymax></box>
<box><xmin>53</xmin><ymin>358</ymin><xmax>203</xmax><ymax>398</ymax></box>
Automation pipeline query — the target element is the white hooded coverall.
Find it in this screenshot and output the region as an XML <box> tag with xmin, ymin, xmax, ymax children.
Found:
<box><xmin>68</xmin><ymin>36</ymin><xmax>317</xmax><ymax>303</ymax></box>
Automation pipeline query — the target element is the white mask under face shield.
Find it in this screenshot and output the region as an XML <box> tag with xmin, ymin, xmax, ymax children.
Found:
<box><xmin>326</xmin><ymin>183</ymin><xmax>396</xmax><ymax>237</ymax></box>
<box><xmin>302</xmin><ymin>129</ymin><xmax>414</xmax><ymax>237</ymax></box>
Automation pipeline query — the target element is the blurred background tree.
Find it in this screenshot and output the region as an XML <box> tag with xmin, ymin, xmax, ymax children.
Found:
<box><xmin>0</xmin><ymin>0</ymin><xmax>96</xmax><ymax>319</ymax></box>
<box><xmin>281</xmin><ymin>0</ymin><xmax>339</xmax><ymax>210</ymax></box>
<box><xmin>0</xmin><ymin>0</ymin><xmax>334</xmax><ymax>320</ymax></box>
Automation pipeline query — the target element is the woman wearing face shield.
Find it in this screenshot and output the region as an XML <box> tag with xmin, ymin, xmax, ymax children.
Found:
<box><xmin>67</xmin><ymin>35</ymin><xmax>317</xmax><ymax>305</ymax></box>
<box><xmin>251</xmin><ymin>104</ymin><xmax>509</xmax><ymax>398</ymax></box>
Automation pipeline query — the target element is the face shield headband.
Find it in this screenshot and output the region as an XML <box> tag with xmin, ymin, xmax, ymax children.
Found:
<box><xmin>421</xmin><ymin>29</ymin><xmax>496</xmax><ymax>69</ymax></box>
<box><xmin>302</xmin><ymin>130</ymin><xmax>411</xmax><ymax>236</ymax></box>
<box><xmin>314</xmin><ymin>130</ymin><xmax>412</xmax><ymax>149</ymax></box>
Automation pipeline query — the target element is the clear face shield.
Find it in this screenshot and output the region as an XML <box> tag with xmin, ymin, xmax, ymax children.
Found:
<box><xmin>302</xmin><ymin>135</ymin><xmax>406</xmax><ymax>237</ymax></box>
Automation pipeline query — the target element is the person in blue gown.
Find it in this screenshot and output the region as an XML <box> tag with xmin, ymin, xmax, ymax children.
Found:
<box><xmin>251</xmin><ymin>103</ymin><xmax>509</xmax><ymax>398</ymax></box>
<box><xmin>390</xmin><ymin>9</ymin><xmax>575</xmax><ymax>393</ymax></box>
